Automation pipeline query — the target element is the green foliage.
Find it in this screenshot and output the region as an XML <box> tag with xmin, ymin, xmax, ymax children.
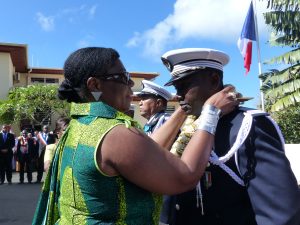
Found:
<box><xmin>266</xmin><ymin>0</ymin><xmax>300</xmax><ymax>11</ymax></box>
<box><xmin>0</xmin><ymin>100</ymin><xmax>15</xmax><ymax>124</ymax></box>
<box><xmin>271</xmin><ymin>106</ymin><xmax>300</xmax><ymax>143</ymax></box>
<box><xmin>0</xmin><ymin>84</ymin><xmax>70</xmax><ymax>125</ymax></box>
<box><xmin>264</xmin><ymin>11</ymin><xmax>300</xmax><ymax>47</ymax></box>
<box><xmin>264</xmin><ymin>48</ymin><xmax>300</xmax><ymax>64</ymax></box>
<box><xmin>261</xmin><ymin>0</ymin><xmax>300</xmax><ymax>113</ymax></box>
<box><xmin>260</xmin><ymin>64</ymin><xmax>300</xmax><ymax>111</ymax></box>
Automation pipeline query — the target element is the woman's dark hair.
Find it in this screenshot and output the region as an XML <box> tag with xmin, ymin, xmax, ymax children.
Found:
<box><xmin>47</xmin><ymin>133</ymin><xmax>56</xmax><ymax>145</ymax></box>
<box><xmin>58</xmin><ymin>47</ymin><xmax>120</xmax><ymax>102</ymax></box>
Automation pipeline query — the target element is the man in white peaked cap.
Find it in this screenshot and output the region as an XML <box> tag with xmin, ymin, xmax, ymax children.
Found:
<box><xmin>159</xmin><ymin>48</ymin><xmax>300</xmax><ymax>225</ymax></box>
<box><xmin>137</xmin><ymin>80</ymin><xmax>173</xmax><ymax>136</ymax></box>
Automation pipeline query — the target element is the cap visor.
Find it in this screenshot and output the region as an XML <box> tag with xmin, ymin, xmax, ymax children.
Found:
<box><xmin>164</xmin><ymin>76</ymin><xmax>179</xmax><ymax>86</ymax></box>
<box><xmin>136</xmin><ymin>92</ymin><xmax>157</xmax><ymax>98</ymax></box>
<box><xmin>136</xmin><ymin>92</ymin><xmax>145</xmax><ymax>97</ymax></box>
<box><xmin>164</xmin><ymin>70</ymin><xmax>202</xmax><ymax>86</ymax></box>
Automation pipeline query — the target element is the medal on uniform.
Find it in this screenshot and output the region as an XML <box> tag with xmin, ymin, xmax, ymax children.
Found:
<box><xmin>204</xmin><ymin>171</ymin><xmax>212</xmax><ymax>189</ymax></box>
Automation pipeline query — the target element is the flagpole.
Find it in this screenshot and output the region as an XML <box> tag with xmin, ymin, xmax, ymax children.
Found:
<box><xmin>252</xmin><ymin>0</ymin><xmax>265</xmax><ymax>111</ymax></box>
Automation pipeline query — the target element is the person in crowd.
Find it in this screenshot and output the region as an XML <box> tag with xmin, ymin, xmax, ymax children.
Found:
<box><xmin>159</xmin><ymin>48</ymin><xmax>300</xmax><ymax>225</ymax></box>
<box><xmin>137</xmin><ymin>80</ymin><xmax>173</xmax><ymax>136</ymax></box>
<box><xmin>44</xmin><ymin>117</ymin><xmax>70</xmax><ymax>172</ymax></box>
<box><xmin>0</xmin><ymin>124</ymin><xmax>15</xmax><ymax>184</ymax></box>
<box><xmin>27</xmin><ymin>132</ymin><xmax>39</xmax><ymax>173</ymax></box>
<box><xmin>32</xmin><ymin>47</ymin><xmax>238</xmax><ymax>225</ymax></box>
<box><xmin>35</xmin><ymin>125</ymin><xmax>49</xmax><ymax>183</ymax></box>
<box><xmin>46</xmin><ymin>130</ymin><xmax>57</xmax><ymax>146</ymax></box>
<box><xmin>12</xmin><ymin>134</ymin><xmax>19</xmax><ymax>171</ymax></box>
<box><xmin>31</xmin><ymin>130</ymin><xmax>40</xmax><ymax>172</ymax></box>
<box><xmin>16</xmin><ymin>130</ymin><xmax>36</xmax><ymax>184</ymax></box>
<box><xmin>33</xmin><ymin>130</ymin><xmax>39</xmax><ymax>140</ymax></box>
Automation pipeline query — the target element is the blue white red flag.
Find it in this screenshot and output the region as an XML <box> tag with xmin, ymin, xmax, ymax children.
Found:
<box><xmin>237</xmin><ymin>1</ymin><xmax>256</xmax><ymax>75</ymax></box>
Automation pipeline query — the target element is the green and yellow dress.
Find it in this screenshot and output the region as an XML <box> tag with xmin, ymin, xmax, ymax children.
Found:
<box><xmin>32</xmin><ymin>102</ymin><xmax>162</xmax><ymax>225</ymax></box>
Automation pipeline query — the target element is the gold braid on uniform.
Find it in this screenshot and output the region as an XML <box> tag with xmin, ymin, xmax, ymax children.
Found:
<box><xmin>171</xmin><ymin>87</ymin><xmax>243</xmax><ymax>157</ymax></box>
<box><xmin>170</xmin><ymin>115</ymin><xmax>198</xmax><ymax>157</ymax></box>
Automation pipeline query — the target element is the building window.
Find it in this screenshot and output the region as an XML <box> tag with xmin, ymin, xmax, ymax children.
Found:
<box><xmin>31</xmin><ymin>78</ymin><xmax>45</xmax><ymax>83</ymax></box>
<box><xmin>31</xmin><ymin>77</ymin><xmax>59</xmax><ymax>84</ymax></box>
<box><xmin>46</xmin><ymin>78</ymin><xmax>59</xmax><ymax>83</ymax></box>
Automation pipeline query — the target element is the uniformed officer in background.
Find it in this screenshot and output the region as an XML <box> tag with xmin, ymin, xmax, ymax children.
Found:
<box><xmin>160</xmin><ymin>48</ymin><xmax>300</xmax><ymax>225</ymax></box>
<box><xmin>137</xmin><ymin>80</ymin><xmax>173</xmax><ymax>136</ymax></box>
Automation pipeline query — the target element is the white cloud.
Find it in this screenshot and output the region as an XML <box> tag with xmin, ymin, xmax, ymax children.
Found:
<box><xmin>36</xmin><ymin>4</ymin><xmax>97</xmax><ymax>30</ymax></box>
<box><xmin>62</xmin><ymin>4</ymin><xmax>86</xmax><ymax>14</ymax></box>
<box><xmin>126</xmin><ymin>32</ymin><xmax>142</xmax><ymax>47</ymax></box>
<box><xmin>61</xmin><ymin>4</ymin><xmax>97</xmax><ymax>20</ymax></box>
<box><xmin>127</xmin><ymin>0</ymin><xmax>269</xmax><ymax>58</ymax></box>
<box><xmin>88</xmin><ymin>5</ymin><xmax>98</xmax><ymax>18</ymax></box>
<box><xmin>77</xmin><ymin>35</ymin><xmax>95</xmax><ymax>48</ymax></box>
<box><xmin>77</xmin><ymin>40</ymin><xmax>90</xmax><ymax>48</ymax></box>
<box><xmin>36</xmin><ymin>12</ymin><xmax>55</xmax><ymax>32</ymax></box>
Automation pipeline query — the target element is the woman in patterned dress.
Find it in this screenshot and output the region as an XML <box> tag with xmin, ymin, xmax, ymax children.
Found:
<box><xmin>33</xmin><ymin>47</ymin><xmax>238</xmax><ymax>225</ymax></box>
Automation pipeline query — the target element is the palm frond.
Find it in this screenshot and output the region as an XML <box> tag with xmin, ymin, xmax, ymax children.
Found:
<box><xmin>264</xmin><ymin>79</ymin><xmax>300</xmax><ymax>99</ymax></box>
<box><xmin>267</xmin><ymin>0</ymin><xmax>300</xmax><ymax>11</ymax></box>
<box><xmin>268</xmin><ymin>34</ymin><xmax>300</xmax><ymax>47</ymax></box>
<box><xmin>264</xmin><ymin>49</ymin><xmax>300</xmax><ymax>64</ymax></box>
<box><xmin>260</xmin><ymin>63</ymin><xmax>300</xmax><ymax>82</ymax></box>
<box><xmin>270</xmin><ymin>90</ymin><xmax>300</xmax><ymax>111</ymax></box>
<box><xmin>264</xmin><ymin>9</ymin><xmax>300</xmax><ymax>47</ymax></box>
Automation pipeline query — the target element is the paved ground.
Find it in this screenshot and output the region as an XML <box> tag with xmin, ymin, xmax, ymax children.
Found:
<box><xmin>0</xmin><ymin>172</ymin><xmax>45</xmax><ymax>225</ymax></box>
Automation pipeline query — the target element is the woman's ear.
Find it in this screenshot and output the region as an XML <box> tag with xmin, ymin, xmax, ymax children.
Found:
<box><xmin>86</xmin><ymin>77</ymin><xmax>102</xmax><ymax>101</ymax></box>
<box><xmin>86</xmin><ymin>77</ymin><xmax>102</xmax><ymax>92</ymax></box>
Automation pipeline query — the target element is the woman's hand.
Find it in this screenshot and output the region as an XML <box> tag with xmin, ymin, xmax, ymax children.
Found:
<box><xmin>204</xmin><ymin>85</ymin><xmax>239</xmax><ymax>116</ymax></box>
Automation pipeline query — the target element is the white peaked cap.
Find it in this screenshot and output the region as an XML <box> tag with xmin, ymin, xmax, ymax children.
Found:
<box><xmin>137</xmin><ymin>80</ymin><xmax>173</xmax><ymax>101</ymax></box>
<box><xmin>161</xmin><ymin>48</ymin><xmax>230</xmax><ymax>86</ymax></box>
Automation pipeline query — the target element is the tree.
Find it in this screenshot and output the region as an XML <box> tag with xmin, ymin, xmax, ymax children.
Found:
<box><xmin>272</xmin><ymin>105</ymin><xmax>300</xmax><ymax>143</ymax></box>
<box><xmin>0</xmin><ymin>84</ymin><xmax>70</xmax><ymax>126</ymax></box>
<box><xmin>260</xmin><ymin>0</ymin><xmax>300</xmax><ymax>112</ymax></box>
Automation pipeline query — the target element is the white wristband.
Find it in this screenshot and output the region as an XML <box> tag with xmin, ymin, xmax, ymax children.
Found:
<box><xmin>196</xmin><ymin>104</ymin><xmax>221</xmax><ymax>135</ymax></box>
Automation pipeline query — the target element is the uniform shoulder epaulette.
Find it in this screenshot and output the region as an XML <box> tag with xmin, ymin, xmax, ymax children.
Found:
<box><xmin>244</xmin><ymin>109</ymin><xmax>269</xmax><ymax>117</ymax></box>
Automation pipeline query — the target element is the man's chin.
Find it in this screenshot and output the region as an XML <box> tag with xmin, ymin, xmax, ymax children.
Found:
<box><xmin>139</xmin><ymin>111</ymin><xmax>147</xmax><ymax>118</ymax></box>
<box><xmin>179</xmin><ymin>101</ymin><xmax>193</xmax><ymax>114</ymax></box>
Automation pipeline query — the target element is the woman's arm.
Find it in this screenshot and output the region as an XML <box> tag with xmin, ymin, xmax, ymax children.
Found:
<box><xmin>150</xmin><ymin>107</ymin><xmax>187</xmax><ymax>150</ymax></box>
<box><xmin>100</xmin><ymin>125</ymin><xmax>213</xmax><ymax>195</ymax></box>
<box><xmin>98</xmin><ymin>86</ymin><xmax>238</xmax><ymax>195</ymax></box>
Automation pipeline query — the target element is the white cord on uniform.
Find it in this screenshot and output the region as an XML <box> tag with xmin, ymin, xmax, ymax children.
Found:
<box><xmin>196</xmin><ymin>181</ymin><xmax>204</xmax><ymax>215</ymax></box>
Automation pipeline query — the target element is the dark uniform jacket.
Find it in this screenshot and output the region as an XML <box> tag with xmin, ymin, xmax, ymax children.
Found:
<box><xmin>0</xmin><ymin>132</ymin><xmax>15</xmax><ymax>156</ymax></box>
<box><xmin>169</xmin><ymin>107</ymin><xmax>300</xmax><ymax>225</ymax></box>
<box><xmin>16</xmin><ymin>137</ymin><xmax>37</xmax><ymax>160</ymax></box>
<box><xmin>143</xmin><ymin>111</ymin><xmax>171</xmax><ymax>136</ymax></box>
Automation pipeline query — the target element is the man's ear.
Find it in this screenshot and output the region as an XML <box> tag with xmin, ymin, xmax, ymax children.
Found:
<box><xmin>210</xmin><ymin>72</ymin><xmax>221</xmax><ymax>91</ymax></box>
<box><xmin>155</xmin><ymin>98</ymin><xmax>166</xmax><ymax>109</ymax></box>
<box><xmin>86</xmin><ymin>77</ymin><xmax>102</xmax><ymax>92</ymax></box>
<box><xmin>155</xmin><ymin>98</ymin><xmax>163</xmax><ymax>107</ymax></box>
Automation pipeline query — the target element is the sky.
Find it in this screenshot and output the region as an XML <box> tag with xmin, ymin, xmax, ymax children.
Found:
<box><xmin>0</xmin><ymin>0</ymin><xmax>291</xmax><ymax>108</ymax></box>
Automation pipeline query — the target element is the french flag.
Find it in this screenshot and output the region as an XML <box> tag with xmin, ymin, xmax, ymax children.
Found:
<box><xmin>237</xmin><ymin>1</ymin><xmax>256</xmax><ymax>75</ymax></box>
